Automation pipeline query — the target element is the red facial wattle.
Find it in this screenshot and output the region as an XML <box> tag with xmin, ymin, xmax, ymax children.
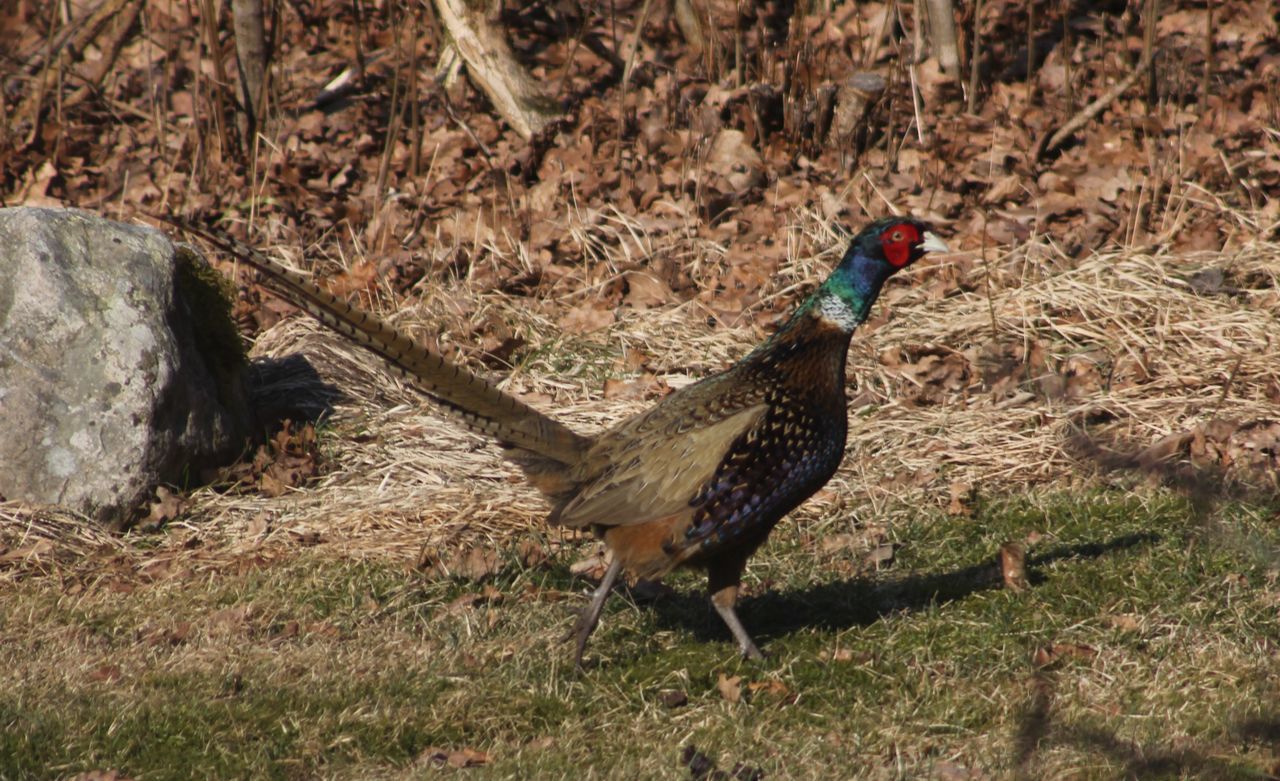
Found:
<box><xmin>880</xmin><ymin>223</ymin><xmax>921</xmax><ymax>267</ymax></box>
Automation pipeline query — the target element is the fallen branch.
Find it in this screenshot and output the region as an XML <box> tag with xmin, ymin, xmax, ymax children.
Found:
<box><xmin>1034</xmin><ymin>54</ymin><xmax>1154</xmax><ymax>162</ymax></box>
<box><xmin>432</xmin><ymin>0</ymin><xmax>561</xmax><ymax>140</ymax></box>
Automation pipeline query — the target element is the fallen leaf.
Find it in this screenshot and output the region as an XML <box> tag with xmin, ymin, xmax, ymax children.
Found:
<box><xmin>623</xmin><ymin>271</ymin><xmax>673</xmax><ymax>308</ymax></box>
<box><xmin>1135</xmin><ymin>430</ymin><xmax>1193</xmax><ymax>468</ymax></box>
<box><xmin>0</xmin><ymin>539</ymin><xmax>54</xmax><ymax>563</ymax></box>
<box><xmin>1032</xmin><ymin>642</ymin><xmax>1098</xmax><ymax>669</ymax></box>
<box><xmin>289</xmin><ymin>528</ymin><xmax>322</xmax><ymax>545</ymax></box>
<box><xmin>717</xmin><ymin>673</ymin><xmax>742</xmax><ymax>703</ymax></box>
<box><xmin>948</xmin><ymin>481</ymin><xmax>974</xmax><ymax>516</ymax></box>
<box><xmin>208</xmin><ymin>605</ymin><xmax>256</xmax><ymax>637</ymax></box>
<box><xmin>1000</xmin><ymin>541</ymin><xmax>1029</xmax><ymax>592</ymax></box>
<box><xmin>325</xmin><ymin>258</ymin><xmax>379</xmax><ymax>297</ymax></box>
<box><xmin>448</xmin><ymin>748</ymin><xmax>490</xmax><ymax>768</ymax></box>
<box><xmin>681</xmin><ymin>745</ymin><xmax>716</xmax><ymax>777</ymax></box>
<box><xmin>417</xmin><ymin>746</ymin><xmax>490</xmax><ymax>769</ymax></box>
<box><xmin>659</xmin><ymin>689</ymin><xmax>689</xmax><ymax>708</ymax></box>
<box><xmin>1103</xmin><ymin>614</ymin><xmax>1141</xmax><ymax>632</ymax></box>
<box><xmin>88</xmin><ymin>664</ymin><xmax>123</xmax><ymax>683</ymax></box>
<box><xmin>602</xmin><ymin>373</ymin><xmax>667</xmax><ymax>400</ymax></box>
<box><xmin>141</xmin><ymin>486</ymin><xmax>188</xmax><ymax>529</ymax></box>
<box><xmin>516</xmin><ymin>539</ymin><xmax>548</xmax><ymax>568</ymax></box>
<box><xmin>933</xmin><ymin>760</ymin><xmax>980</xmax><ymax>781</ymax></box>
<box><xmin>865</xmin><ymin>543</ymin><xmax>895</xmax><ymax>568</ymax></box>
<box><xmin>705</xmin><ymin>129</ymin><xmax>765</xmax><ymax>191</ymax></box>
<box><xmin>306</xmin><ymin>621</ymin><xmax>342</xmax><ymax>639</ymax></box>
<box><xmin>569</xmin><ymin>552</ymin><xmax>609</xmax><ymax>579</ymax></box>
<box><xmin>820</xmin><ymin>533</ymin><xmax>859</xmax><ymax>555</ymax></box>
<box><xmin>746</xmin><ymin>679</ymin><xmax>791</xmax><ymax>698</ymax></box>
<box><xmin>559</xmin><ymin>303</ymin><xmax>615</xmax><ymax>334</ymax></box>
<box><xmin>449</xmin><ymin>547</ymin><xmax>503</xmax><ymax>581</ymax></box>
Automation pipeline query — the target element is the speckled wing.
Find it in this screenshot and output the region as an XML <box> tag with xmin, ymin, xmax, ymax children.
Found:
<box><xmin>680</xmin><ymin>390</ymin><xmax>845</xmax><ymax>549</ymax></box>
<box><xmin>550</xmin><ymin>375</ymin><xmax>769</xmax><ymax>529</ymax></box>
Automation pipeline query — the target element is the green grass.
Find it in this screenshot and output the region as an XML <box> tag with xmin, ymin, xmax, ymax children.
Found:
<box><xmin>1</xmin><ymin>489</ymin><xmax>1278</xmax><ymax>779</ymax></box>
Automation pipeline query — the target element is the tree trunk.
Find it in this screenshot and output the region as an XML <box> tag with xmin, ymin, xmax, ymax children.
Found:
<box><xmin>232</xmin><ymin>0</ymin><xmax>269</xmax><ymax>139</ymax></box>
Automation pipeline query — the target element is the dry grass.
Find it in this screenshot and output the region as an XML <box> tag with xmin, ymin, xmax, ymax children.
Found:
<box><xmin>2</xmin><ymin>490</ymin><xmax>1276</xmax><ymax>779</ymax></box>
<box><xmin>1</xmin><ymin>210</ymin><xmax>1278</xmax><ymax>779</ymax></box>
<box><xmin>5</xmin><ymin>209</ymin><xmax>1276</xmax><ymax>569</ymax></box>
<box><xmin>2</xmin><ymin>203</ymin><xmax>1269</xmax><ymax>571</ymax></box>
<box><xmin>91</xmin><ymin>213</ymin><xmax>1280</xmax><ymax>564</ymax></box>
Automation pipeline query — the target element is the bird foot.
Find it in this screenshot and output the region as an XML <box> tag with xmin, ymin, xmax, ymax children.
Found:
<box><xmin>564</xmin><ymin>557</ymin><xmax>623</xmax><ymax>670</ymax></box>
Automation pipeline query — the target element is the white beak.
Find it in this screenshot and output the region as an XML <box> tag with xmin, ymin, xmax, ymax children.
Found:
<box><xmin>920</xmin><ymin>231</ymin><xmax>950</xmax><ymax>254</ymax></box>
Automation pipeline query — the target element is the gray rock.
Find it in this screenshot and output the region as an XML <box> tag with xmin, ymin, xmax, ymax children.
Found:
<box><xmin>0</xmin><ymin>207</ymin><xmax>252</xmax><ymax>526</ymax></box>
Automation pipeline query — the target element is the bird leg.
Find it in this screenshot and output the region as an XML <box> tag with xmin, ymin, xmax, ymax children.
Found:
<box><xmin>708</xmin><ymin>560</ymin><xmax>764</xmax><ymax>660</ymax></box>
<box><xmin>568</xmin><ymin>555</ymin><xmax>624</xmax><ymax>669</ymax></box>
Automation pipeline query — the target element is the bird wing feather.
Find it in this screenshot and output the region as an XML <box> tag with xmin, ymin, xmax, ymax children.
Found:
<box><xmin>551</xmin><ymin>401</ymin><xmax>768</xmax><ymax>529</ymax></box>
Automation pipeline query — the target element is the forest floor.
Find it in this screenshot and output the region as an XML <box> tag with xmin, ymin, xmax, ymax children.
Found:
<box><xmin>2</xmin><ymin>0</ymin><xmax>1279</xmax><ymax>778</ymax></box>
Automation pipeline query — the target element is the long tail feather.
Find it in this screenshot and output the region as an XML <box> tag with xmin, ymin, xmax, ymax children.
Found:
<box><xmin>169</xmin><ymin>219</ymin><xmax>591</xmax><ymax>466</ymax></box>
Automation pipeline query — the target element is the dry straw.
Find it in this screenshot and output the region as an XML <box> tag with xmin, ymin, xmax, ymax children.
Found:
<box><xmin>3</xmin><ymin>212</ymin><xmax>1276</xmax><ymax>573</ymax></box>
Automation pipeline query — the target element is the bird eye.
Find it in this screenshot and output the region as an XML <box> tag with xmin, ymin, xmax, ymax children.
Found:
<box><xmin>889</xmin><ymin>230</ymin><xmax>905</xmax><ymax>242</ymax></box>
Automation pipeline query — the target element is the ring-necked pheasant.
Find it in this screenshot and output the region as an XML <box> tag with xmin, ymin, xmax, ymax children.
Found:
<box><xmin>174</xmin><ymin>216</ymin><xmax>947</xmax><ymax>664</ymax></box>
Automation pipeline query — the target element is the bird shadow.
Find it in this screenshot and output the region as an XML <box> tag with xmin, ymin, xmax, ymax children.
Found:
<box><xmin>1063</xmin><ymin>423</ymin><xmax>1278</xmax><ymax>521</ymax></box>
<box><xmin>247</xmin><ymin>353</ymin><xmax>345</xmax><ymax>427</ymax></box>
<box><xmin>1011</xmin><ymin>672</ymin><xmax>1280</xmax><ymax>779</ymax></box>
<box><xmin>643</xmin><ymin>531</ymin><xmax>1159</xmax><ymax>646</ymax></box>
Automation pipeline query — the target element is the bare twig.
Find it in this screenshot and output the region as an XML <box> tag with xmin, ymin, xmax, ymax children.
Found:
<box><xmin>1034</xmin><ymin>54</ymin><xmax>1154</xmax><ymax>161</ymax></box>
<box><xmin>376</xmin><ymin>23</ymin><xmax>404</xmax><ymax>199</ymax></box>
<box><xmin>908</xmin><ymin>63</ymin><xmax>927</xmax><ymax>145</ymax></box>
<box><xmin>409</xmin><ymin>11</ymin><xmax>423</xmax><ymax>179</ymax></box>
<box><xmin>198</xmin><ymin>0</ymin><xmax>236</xmax><ymax>158</ymax></box>
<box><xmin>1142</xmin><ymin>0</ymin><xmax>1160</xmax><ymax>106</ymax></box>
<box><xmin>232</xmin><ymin>0</ymin><xmax>270</xmax><ymax>140</ymax></box>
<box><xmin>1025</xmin><ymin>0</ymin><xmax>1037</xmax><ymax>103</ymax></box>
<box><xmin>981</xmin><ymin>212</ymin><xmax>998</xmax><ymax>341</ymax></box>
<box><xmin>553</xmin><ymin>9</ymin><xmax>590</xmax><ymax>101</ymax></box>
<box><xmin>17</xmin><ymin>0</ymin><xmax>134</xmax><ymax>148</ymax></box>
<box><xmin>620</xmin><ymin>0</ymin><xmax>654</xmax><ymax>100</ymax></box>
<box><xmin>862</xmin><ymin>3</ymin><xmax>897</xmax><ymax>70</ymax></box>
<box><xmin>1061</xmin><ymin>0</ymin><xmax>1074</xmax><ymax>111</ymax></box>
<box><xmin>1210</xmin><ymin>354</ymin><xmax>1244</xmax><ymax>417</ymax></box>
<box><xmin>673</xmin><ymin>0</ymin><xmax>706</xmax><ymax>58</ymax></box>
<box><xmin>1199</xmin><ymin>3</ymin><xmax>1214</xmax><ymax>115</ymax></box>
<box><xmin>60</xmin><ymin>1</ymin><xmax>142</xmax><ymax>112</ymax></box>
<box><xmin>966</xmin><ymin>0</ymin><xmax>983</xmax><ymax>113</ymax></box>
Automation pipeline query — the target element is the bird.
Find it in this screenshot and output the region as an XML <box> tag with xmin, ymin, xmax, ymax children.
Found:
<box><xmin>173</xmin><ymin>216</ymin><xmax>948</xmax><ymax>665</ymax></box>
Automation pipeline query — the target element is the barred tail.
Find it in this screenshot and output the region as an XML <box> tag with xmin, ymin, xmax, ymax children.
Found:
<box><xmin>175</xmin><ymin>221</ymin><xmax>591</xmax><ymax>466</ymax></box>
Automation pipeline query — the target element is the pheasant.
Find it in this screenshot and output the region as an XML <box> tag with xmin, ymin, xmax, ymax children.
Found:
<box><xmin>174</xmin><ymin>216</ymin><xmax>947</xmax><ymax>664</ymax></box>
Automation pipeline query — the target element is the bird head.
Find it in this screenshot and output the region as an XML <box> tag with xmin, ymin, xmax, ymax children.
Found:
<box><xmin>843</xmin><ymin>216</ymin><xmax>949</xmax><ymax>273</ymax></box>
<box><xmin>807</xmin><ymin>217</ymin><xmax>949</xmax><ymax>332</ymax></box>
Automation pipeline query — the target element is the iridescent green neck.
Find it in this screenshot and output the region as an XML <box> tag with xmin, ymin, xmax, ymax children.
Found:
<box><xmin>743</xmin><ymin>261</ymin><xmax>885</xmax><ymax>364</ymax></box>
<box><xmin>787</xmin><ymin>255</ymin><xmax>888</xmax><ymax>333</ymax></box>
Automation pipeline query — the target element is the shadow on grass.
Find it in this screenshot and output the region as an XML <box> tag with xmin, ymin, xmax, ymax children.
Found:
<box><xmin>1031</xmin><ymin>722</ymin><xmax>1275</xmax><ymax>780</ymax></box>
<box><xmin>1065</xmin><ymin>426</ymin><xmax>1278</xmax><ymax>521</ymax></box>
<box><xmin>1068</xmin><ymin>427</ymin><xmax>1280</xmax><ymax>571</ymax></box>
<box><xmin>647</xmin><ymin>532</ymin><xmax>1160</xmax><ymax>645</ymax></box>
<box><xmin>1012</xmin><ymin>677</ymin><xmax>1280</xmax><ymax>780</ymax></box>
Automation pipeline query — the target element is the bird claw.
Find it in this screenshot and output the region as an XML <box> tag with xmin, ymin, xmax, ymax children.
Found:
<box><xmin>559</xmin><ymin>609</ymin><xmax>586</xmax><ymax>645</ymax></box>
